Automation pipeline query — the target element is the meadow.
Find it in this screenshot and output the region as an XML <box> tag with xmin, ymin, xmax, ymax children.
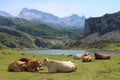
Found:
<box><xmin>0</xmin><ymin>49</ymin><xmax>120</xmax><ymax>80</ymax></box>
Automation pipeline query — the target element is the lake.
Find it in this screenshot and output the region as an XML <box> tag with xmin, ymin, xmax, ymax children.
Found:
<box><xmin>23</xmin><ymin>49</ymin><xmax>120</xmax><ymax>55</ymax></box>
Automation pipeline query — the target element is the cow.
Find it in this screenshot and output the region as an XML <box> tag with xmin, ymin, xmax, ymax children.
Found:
<box><xmin>73</xmin><ymin>54</ymin><xmax>84</xmax><ymax>60</ymax></box>
<box><xmin>8</xmin><ymin>61</ymin><xmax>27</xmax><ymax>72</ymax></box>
<box><xmin>26</xmin><ymin>59</ymin><xmax>42</xmax><ymax>72</ymax></box>
<box><xmin>19</xmin><ymin>57</ymin><xmax>42</xmax><ymax>72</ymax></box>
<box><xmin>73</xmin><ymin>53</ymin><xmax>90</xmax><ymax>60</ymax></box>
<box><xmin>94</xmin><ymin>52</ymin><xmax>110</xmax><ymax>60</ymax></box>
<box><xmin>82</xmin><ymin>53</ymin><xmax>92</xmax><ymax>62</ymax></box>
<box><xmin>42</xmin><ymin>58</ymin><xmax>77</xmax><ymax>73</ymax></box>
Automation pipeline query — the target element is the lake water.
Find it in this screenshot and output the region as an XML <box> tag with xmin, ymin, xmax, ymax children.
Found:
<box><xmin>23</xmin><ymin>49</ymin><xmax>120</xmax><ymax>55</ymax></box>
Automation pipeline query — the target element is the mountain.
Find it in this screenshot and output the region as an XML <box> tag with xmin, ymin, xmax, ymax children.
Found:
<box><xmin>61</xmin><ymin>14</ymin><xmax>85</xmax><ymax>28</ymax></box>
<box><xmin>0</xmin><ymin>11</ymin><xmax>13</xmax><ymax>17</ymax></box>
<box><xmin>0</xmin><ymin>15</ymin><xmax>59</xmax><ymax>37</ymax></box>
<box><xmin>18</xmin><ymin>8</ymin><xmax>85</xmax><ymax>28</ymax></box>
<box><xmin>18</xmin><ymin>8</ymin><xmax>59</xmax><ymax>22</ymax></box>
<box><xmin>72</xmin><ymin>11</ymin><xmax>120</xmax><ymax>50</ymax></box>
<box><xmin>0</xmin><ymin>15</ymin><xmax>83</xmax><ymax>49</ymax></box>
<box><xmin>84</xmin><ymin>11</ymin><xmax>120</xmax><ymax>37</ymax></box>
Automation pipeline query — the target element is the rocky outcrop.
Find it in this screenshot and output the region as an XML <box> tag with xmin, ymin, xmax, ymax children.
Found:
<box><xmin>72</xmin><ymin>11</ymin><xmax>120</xmax><ymax>50</ymax></box>
<box><xmin>84</xmin><ymin>11</ymin><xmax>120</xmax><ymax>37</ymax></box>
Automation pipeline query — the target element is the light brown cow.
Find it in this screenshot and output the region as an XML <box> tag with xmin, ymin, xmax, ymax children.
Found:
<box><xmin>82</xmin><ymin>53</ymin><xmax>92</xmax><ymax>62</ymax></box>
<box><xmin>73</xmin><ymin>54</ymin><xmax>84</xmax><ymax>60</ymax></box>
<box><xmin>27</xmin><ymin>59</ymin><xmax>41</xmax><ymax>72</ymax></box>
<box><xmin>19</xmin><ymin>57</ymin><xmax>42</xmax><ymax>72</ymax></box>
<box><xmin>8</xmin><ymin>61</ymin><xmax>27</xmax><ymax>72</ymax></box>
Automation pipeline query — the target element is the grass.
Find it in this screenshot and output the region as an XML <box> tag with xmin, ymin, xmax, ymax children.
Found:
<box><xmin>0</xmin><ymin>49</ymin><xmax>120</xmax><ymax>80</ymax></box>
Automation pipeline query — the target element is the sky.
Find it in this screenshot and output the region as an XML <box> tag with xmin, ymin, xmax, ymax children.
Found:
<box><xmin>0</xmin><ymin>0</ymin><xmax>120</xmax><ymax>18</ymax></box>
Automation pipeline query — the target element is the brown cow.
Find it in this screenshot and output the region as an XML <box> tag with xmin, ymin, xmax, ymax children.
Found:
<box><xmin>94</xmin><ymin>52</ymin><xmax>110</xmax><ymax>60</ymax></box>
<box><xmin>82</xmin><ymin>53</ymin><xmax>92</xmax><ymax>62</ymax></box>
<box><xmin>19</xmin><ymin>57</ymin><xmax>42</xmax><ymax>72</ymax></box>
<box><xmin>19</xmin><ymin>57</ymin><xmax>31</xmax><ymax>62</ymax></box>
<box><xmin>27</xmin><ymin>59</ymin><xmax>41</xmax><ymax>72</ymax></box>
<box><xmin>8</xmin><ymin>61</ymin><xmax>27</xmax><ymax>72</ymax></box>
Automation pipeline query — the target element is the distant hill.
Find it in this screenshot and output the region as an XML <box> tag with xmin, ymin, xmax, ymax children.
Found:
<box><xmin>0</xmin><ymin>26</ymin><xmax>35</xmax><ymax>48</ymax></box>
<box><xmin>72</xmin><ymin>11</ymin><xmax>120</xmax><ymax>50</ymax></box>
<box><xmin>0</xmin><ymin>15</ymin><xmax>60</xmax><ymax>37</ymax></box>
<box><xmin>0</xmin><ymin>11</ymin><xmax>13</xmax><ymax>17</ymax></box>
<box><xmin>17</xmin><ymin>8</ymin><xmax>85</xmax><ymax>29</ymax></box>
<box><xmin>0</xmin><ymin>15</ymin><xmax>83</xmax><ymax>49</ymax></box>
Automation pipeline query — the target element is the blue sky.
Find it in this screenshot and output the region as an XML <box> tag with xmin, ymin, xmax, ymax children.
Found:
<box><xmin>0</xmin><ymin>0</ymin><xmax>120</xmax><ymax>17</ymax></box>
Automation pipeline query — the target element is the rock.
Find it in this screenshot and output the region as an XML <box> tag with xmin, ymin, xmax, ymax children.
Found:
<box><xmin>84</xmin><ymin>11</ymin><xmax>120</xmax><ymax>37</ymax></box>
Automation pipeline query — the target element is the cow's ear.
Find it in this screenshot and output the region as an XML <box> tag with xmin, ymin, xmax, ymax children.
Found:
<box><xmin>44</xmin><ymin>58</ymin><xmax>48</xmax><ymax>61</ymax></box>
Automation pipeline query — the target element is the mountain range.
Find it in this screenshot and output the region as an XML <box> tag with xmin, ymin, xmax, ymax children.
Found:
<box><xmin>0</xmin><ymin>15</ymin><xmax>83</xmax><ymax>49</ymax></box>
<box><xmin>0</xmin><ymin>8</ymin><xmax>120</xmax><ymax>50</ymax></box>
<box><xmin>0</xmin><ymin>8</ymin><xmax>85</xmax><ymax>49</ymax></box>
<box><xmin>0</xmin><ymin>8</ymin><xmax>85</xmax><ymax>29</ymax></box>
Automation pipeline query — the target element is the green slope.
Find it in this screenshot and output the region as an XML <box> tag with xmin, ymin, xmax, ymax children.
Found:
<box><xmin>72</xmin><ymin>30</ymin><xmax>120</xmax><ymax>51</ymax></box>
<box><xmin>0</xmin><ymin>16</ymin><xmax>83</xmax><ymax>49</ymax></box>
<box><xmin>0</xmin><ymin>26</ymin><xmax>35</xmax><ymax>48</ymax></box>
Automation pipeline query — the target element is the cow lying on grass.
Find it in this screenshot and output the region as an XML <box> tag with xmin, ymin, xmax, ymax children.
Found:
<box><xmin>8</xmin><ymin>61</ymin><xmax>27</xmax><ymax>72</ymax></box>
<box><xmin>82</xmin><ymin>53</ymin><xmax>92</xmax><ymax>62</ymax></box>
<box><xmin>42</xmin><ymin>58</ymin><xmax>77</xmax><ymax>73</ymax></box>
<box><xmin>73</xmin><ymin>54</ymin><xmax>84</xmax><ymax>60</ymax></box>
<box><xmin>8</xmin><ymin>57</ymin><xmax>41</xmax><ymax>72</ymax></box>
<box><xmin>26</xmin><ymin>58</ymin><xmax>41</xmax><ymax>72</ymax></box>
<box><xmin>94</xmin><ymin>52</ymin><xmax>110</xmax><ymax>60</ymax></box>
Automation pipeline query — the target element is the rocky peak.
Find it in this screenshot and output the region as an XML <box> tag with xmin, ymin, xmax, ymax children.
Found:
<box><xmin>18</xmin><ymin>8</ymin><xmax>85</xmax><ymax>29</ymax></box>
<box><xmin>19</xmin><ymin>8</ymin><xmax>29</xmax><ymax>15</ymax></box>
<box><xmin>69</xmin><ymin>14</ymin><xmax>80</xmax><ymax>19</ymax></box>
<box><xmin>84</xmin><ymin>11</ymin><xmax>120</xmax><ymax>37</ymax></box>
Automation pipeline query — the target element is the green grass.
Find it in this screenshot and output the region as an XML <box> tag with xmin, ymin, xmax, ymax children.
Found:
<box><xmin>0</xmin><ymin>49</ymin><xmax>120</xmax><ymax>80</ymax></box>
